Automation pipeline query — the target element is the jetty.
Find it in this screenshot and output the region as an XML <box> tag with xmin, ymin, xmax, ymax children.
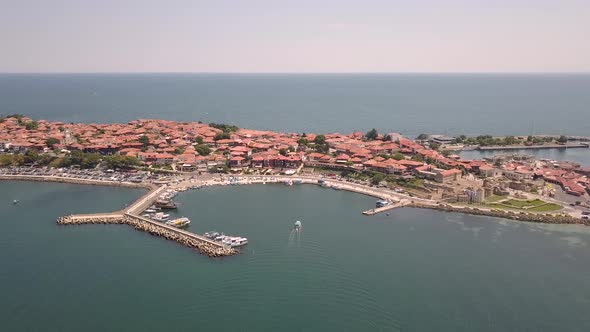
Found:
<box><xmin>362</xmin><ymin>201</ymin><xmax>410</xmax><ymax>215</ymax></box>
<box><xmin>478</xmin><ymin>142</ymin><xmax>589</xmax><ymax>151</ymax></box>
<box><xmin>57</xmin><ymin>183</ymin><xmax>237</xmax><ymax>258</ymax></box>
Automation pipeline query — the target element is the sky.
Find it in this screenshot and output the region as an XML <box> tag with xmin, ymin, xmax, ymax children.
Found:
<box><xmin>1</xmin><ymin>0</ymin><xmax>589</xmax><ymax>73</ymax></box>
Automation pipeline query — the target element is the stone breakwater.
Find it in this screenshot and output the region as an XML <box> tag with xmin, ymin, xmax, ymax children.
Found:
<box><xmin>410</xmin><ymin>203</ymin><xmax>590</xmax><ymax>226</ymax></box>
<box><xmin>56</xmin><ymin>215</ymin><xmax>238</xmax><ymax>257</ymax></box>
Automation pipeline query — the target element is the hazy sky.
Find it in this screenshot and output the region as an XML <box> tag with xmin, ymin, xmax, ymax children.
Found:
<box><xmin>2</xmin><ymin>0</ymin><xmax>589</xmax><ymax>73</ymax></box>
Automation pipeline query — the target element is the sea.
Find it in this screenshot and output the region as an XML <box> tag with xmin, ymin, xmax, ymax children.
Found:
<box><xmin>2</xmin><ymin>182</ymin><xmax>590</xmax><ymax>331</ymax></box>
<box><xmin>1</xmin><ymin>73</ymin><xmax>590</xmax><ymax>137</ymax></box>
<box><xmin>2</xmin><ymin>74</ymin><xmax>590</xmax><ymax>331</ymax></box>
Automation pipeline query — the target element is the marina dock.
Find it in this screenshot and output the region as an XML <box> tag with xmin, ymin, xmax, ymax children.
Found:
<box><xmin>57</xmin><ymin>183</ymin><xmax>238</xmax><ymax>257</ymax></box>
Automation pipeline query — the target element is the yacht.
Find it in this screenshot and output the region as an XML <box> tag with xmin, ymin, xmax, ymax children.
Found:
<box><xmin>165</xmin><ymin>217</ymin><xmax>190</xmax><ymax>228</ymax></box>
<box><xmin>222</xmin><ymin>236</ymin><xmax>249</xmax><ymax>247</ymax></box>
<box><xmin>204</xmin><ymin>231</ymin><xmax>220</xmax><ymax>239</ymax></box>
<box><xmin>294</xmin><ymin>220</ymin><xmax>302</xmax><ymax>230</ymax></box>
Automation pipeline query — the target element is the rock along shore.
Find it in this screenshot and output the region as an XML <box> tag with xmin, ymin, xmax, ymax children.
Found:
<box><xmin>56</xmin><ymin>214</ymin><xmax>238</xmax><ymax>258</ymax></box>
<box><xmin>410</xmin><ymin>203</ymin><xmax>590</xmax><ymax>226</ymax></box>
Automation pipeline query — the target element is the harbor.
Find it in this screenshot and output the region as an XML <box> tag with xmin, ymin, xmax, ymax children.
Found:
<box><xmin>2</xmin><ymin>164</ymin><xmax>589</xmax><ymax>260</ymax></box>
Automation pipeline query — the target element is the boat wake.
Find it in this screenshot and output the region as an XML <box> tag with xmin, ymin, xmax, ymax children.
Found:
<box><xmin>288</xmin><ymin>228</ymin><xmax>302</xmax><ymax>247</ymax></box>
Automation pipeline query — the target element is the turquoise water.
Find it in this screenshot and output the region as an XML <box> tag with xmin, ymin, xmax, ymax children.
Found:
<box><xmin>460</xmin><ymin>148</ymin><xmax>590</xmax><ymax>167</ymax></box>
<box><xmin>2</xmin><ymin>73</ymin><xmax>590</xmax><ymax>136</ymax></box>
<box><xmin>3</xmin><ymin>181</ymin><xmax>590</xmax><ymax>331</ymax></box>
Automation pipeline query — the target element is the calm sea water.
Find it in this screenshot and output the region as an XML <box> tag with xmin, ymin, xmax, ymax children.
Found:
<box><xmin>2</xmin><ymin>181</ymin><xmax>590</xmax><ymax>331</ymax></box>
<box><xmin>1</xmin><ymin>73</ymin><xmax>590</xmax><ymax>137</ymax></box>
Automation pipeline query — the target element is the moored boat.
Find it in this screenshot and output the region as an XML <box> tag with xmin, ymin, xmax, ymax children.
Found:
<box><xmin>151</xmin><ymin>212</ymin><xmax>170</xmax><ymax>221</ymax></box>
<box><xmin>376</xmin><ymin>200</ymin><xmax>390</xmax><ymax>208</ymax></box>
<box><xmin>165</xmin><ymin>217</ymin><xmax>190</xmax><ymax>228</ymax></box>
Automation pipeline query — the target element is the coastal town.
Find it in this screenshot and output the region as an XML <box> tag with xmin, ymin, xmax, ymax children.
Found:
<box><xmin>1</xmin><ymin>114</ymin><xmax>590</xmax><ymax>256</ymax></box>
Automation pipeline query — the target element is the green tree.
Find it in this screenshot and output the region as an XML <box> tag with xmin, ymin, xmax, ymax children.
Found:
<box><xmin>173</xmin><ymin>147</ymin><xmax>185</xmax><ymax>155</ymax></box>
<box><xmin>195</xmin><ymin>144</ymin><xmax>211</xmax><ymax>156</ymax></box>
<box><xmin>279</xmin><ymin>148</ymin><xmax>288</xmax><ymax>156</ymax></box>
<box><xmin>138</xmin><ymin>135</ymin><xmax>150</xmax><ymax>147</ymax></box>
<box><xmin>558</xmin><ymin>135</ymin><xmax>568</xmax><ymax>144</ymax></box>
<box><xmin>314</xmin><ymin>135</ymin><xmax>326</xmax><ymax>145</ymax></box>
<box><xmin>315</xmin><ymin>143</ymin><xmax>329</xmax><ymax>154</ymax></box>
<box><xmin>45</xmin><ymin>137</ymin><xmax>60</xmax><ymax>148</ymax></box>
<box><xmin>416</xmin><ymin>134</ymin><xmax>429</xmax><ymax>140</ymax></box>
<box><xmin>392</xmin><ymin>152</ymin><xmax>404</xmax><ymax>161</ymax></box>
<box><xmin>365</xmin><ymin>128</ymin><xmax>378</xmax><ymax>140</ymax></box>
<box><xmin>24</xmin><ymin>121</ymin><xmax>39</xmax><ymax>130</ymax></box>
<box><xmin>214</xmin><ymin>132</ymin><xmax>231</xmax><ymax>141</ymax></box>
<box><xmin>297</xmin><ymin>137</ymin><xmax>308</xmax><ymax>146</ymax></box>
<box><xmin>412</xmin><ymin>154</ymin><xmax>424</xmax><ymax>162</ymax></box>
<box><xmin>104</xmin><ymin>155</ymin><xmax>141</xmax><ymax>169</ymax></box>
<box><xmin>209</xmin><ymin>123</ymin><xmax>239</xmax><ymax>132</ymax></box>
<box><xmin>0</xmin><ymin>154</ymin><xmax>14</xmax><ymax>166</ymax></box>
<box><xmin>195</xmin><ymin>136</ymin><xmax>204</xmax><ymax>144</ymax></box>
<box><xmin>371</xmin><ymin>173</ymin><xmax>385</xmax><ymax>185</ymax></box>
<box><xmin>38</xmin><ymin>154</ymin><xmax>55</xmax><ymax>166</ymax></box>
<box><xmin>23</xmin><ymin>150</ymin><xmax>39</xmax><ymax>164</ymax></box>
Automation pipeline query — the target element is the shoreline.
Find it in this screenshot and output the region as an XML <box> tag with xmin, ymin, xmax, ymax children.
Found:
<box><xmin>0</xmin><ymin>174</ymin><xmax>154</xmax><ymax>190</ymax></box>
<box><xmin>2</xmin><ymin>172</ymin><xmax>587</xmax><ymax>236</ymax></box>
<box><xmin>182</xmin><ymin>175</ymin><xmax>587</xmax><ymax>226</ymax></box>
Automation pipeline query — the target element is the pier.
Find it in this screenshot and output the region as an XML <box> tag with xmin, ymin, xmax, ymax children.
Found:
<box><xmin>478</xmin><ymin>143</ymin><xmax>589</xmax><ymax>151</ymax></box>
<box><xmin>56</xmin><ymin>182</ymin><xmax>238</xmax><ymax>257</ymax></box>
<box><xmin>362</xmin><ymin>201</ymin><xmax>410</xmax><ymax>215</ymax></box>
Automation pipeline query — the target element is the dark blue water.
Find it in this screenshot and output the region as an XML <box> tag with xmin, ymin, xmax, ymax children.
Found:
<box><xmin>1</xmin><ymin>73</ymin><xmax>589</xmax><ymax>136</ymax></box>
<box><xmin>3</xmin><ymin>182</ymin><xmax>590</xmax><ymax>331</ymax></box>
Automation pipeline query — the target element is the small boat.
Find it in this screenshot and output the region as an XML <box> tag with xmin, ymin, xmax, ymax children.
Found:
<box><xmin>13</xmin><ymin>199</ymin><xmax>19</xmax><ymax>205</ymax></box>
<box><xmin>294</xmin><ymin>220</ymin><xmax>302</xmax><ymax>230</ymax></box>
<box><xmin>151</xmin><ymin>212</ymin><xmax>170</xmax><ymax>222</ymax></box>
<box><xmin>165</xmin><ymin>217</ymin><xmax>190</xmax><ymax>228</ymax></box>
<box><xmin>221</xmin><ymin>236</ymin><xmax>249</xmax><ymax>247</ymax></box>
<box><xmin>376</xmin><ymin>200</ymin><xmax>390</xmax><ymax>208</ymax></box>
<box><xmin>155</xmin><ymin>200</ymin><xmax>177</xmax><ymax>209</ymax></box>
<box><xmin>204</xmin><ymin>231</ymin><xmax>220</xmax><ymax>239</ymax></box>
<box><xmin>144</xmin><ymin>208</ymin><xmax>157</xmax><ymax>213</ymax></box>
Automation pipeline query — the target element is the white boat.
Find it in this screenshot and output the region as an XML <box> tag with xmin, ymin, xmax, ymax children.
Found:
<box><xmin>144</xmin><ymin>209</ymin><xmax>157</xmax><ymax>213</ymax></box>
<box><xmin>151</xmin><ymin>212</ymin><xmax>170</xmax><ymax>221</ymax></box>
<box><xmin>222</xmin><ymin>236</ymin><xmax>248</xmax><ymax>247</ymax></box>
<box><xmin>376</xmin><ymin>200</ymin><xmax>390</xmax><ymax>208</ymax></box>
<box><xmin>294</xmin><ymin>220</ymin><xmax>302</xmax><ymax>229</ymax></box>
<box><xmin>165</xmin><ymin>217</ymin><xmax>190</xmax><ymax>228</ymax></box>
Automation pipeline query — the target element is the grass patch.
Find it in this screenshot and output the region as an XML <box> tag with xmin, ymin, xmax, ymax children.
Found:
<box><xmin>528</xmin><ymin>203</ymin><xmax>563</xmax><ymax>212</ymax></box>
<box><xmin>486</xmin><ymin>198</ymin><xmax>562</xmax><ymax>213</ymax></box>
<box><xmin>502</xmin><ymin>199</ymin><xmax>545</xmax><ymax>208</ymax></box>
<box><xmin>484</xmin><ymin>195</ymin><xmax>505</xmax><ymax>203</ymax></box>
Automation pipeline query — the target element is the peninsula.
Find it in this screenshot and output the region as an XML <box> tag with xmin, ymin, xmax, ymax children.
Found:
<box><xmin>1</xmin><ymin>115</ymin><xmax>590</xmax><ymax>256</ymax></box>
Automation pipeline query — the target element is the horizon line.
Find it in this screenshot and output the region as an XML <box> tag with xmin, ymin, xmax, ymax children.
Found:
<box><xmin>1</xmin><ymin>71</ymin><xmax>590</xmax><ymax>75</ymax></box>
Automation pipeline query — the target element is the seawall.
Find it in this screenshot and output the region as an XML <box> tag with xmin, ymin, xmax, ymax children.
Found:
<box><xmin>56</xmin><ymin>213</ymin><xmax>238</xmax><ymax>257</ymax></box>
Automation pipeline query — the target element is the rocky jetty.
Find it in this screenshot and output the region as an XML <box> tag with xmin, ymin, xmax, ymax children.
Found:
<box><xmin>410</xmin><ymin>203</ymin><xmax>590</xmax><ymax>226</ymax></box>
<box><xmin>56</xmin><ymin>214</ymin><xmax>238</xmax><ymax>257</ymax></box>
